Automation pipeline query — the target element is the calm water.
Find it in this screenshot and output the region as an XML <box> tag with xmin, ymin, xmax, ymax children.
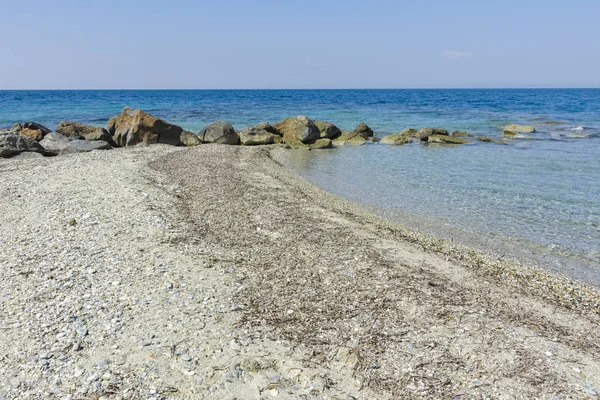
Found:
<box><xmin>1</xmin><ymin>89</ymin><xmax>599</xmax><ymax>284</ymax></box>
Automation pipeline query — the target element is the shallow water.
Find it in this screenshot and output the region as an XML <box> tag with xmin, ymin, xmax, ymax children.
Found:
<box><xmin>1</xmin><ymin>89</ymin><xmax>599</xmax><ymax>284</ymax></box>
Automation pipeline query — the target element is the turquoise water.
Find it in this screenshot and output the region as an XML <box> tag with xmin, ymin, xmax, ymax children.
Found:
<box><xmin>1</xmin><ymin>89</ymin><xmax>599</xmax><ymax>284</ymax></box>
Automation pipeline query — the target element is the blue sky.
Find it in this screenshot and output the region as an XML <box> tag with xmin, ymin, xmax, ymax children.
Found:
<box><xmin>1</xmin><ymin>0</ymin><xmax>599</xmax><ymax>89</ymax></box>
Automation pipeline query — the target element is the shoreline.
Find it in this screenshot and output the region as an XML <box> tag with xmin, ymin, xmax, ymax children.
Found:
<box><xmin>1</xmin><ymin>144</ymin><xmax>599</xmax><ymax>398</ymax></box>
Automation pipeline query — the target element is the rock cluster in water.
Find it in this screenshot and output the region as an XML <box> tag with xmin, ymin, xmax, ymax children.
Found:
<box><xmin>1</xmin><ymin>107</ymin><xmax>523</xmax><ymax>159</ymax></box>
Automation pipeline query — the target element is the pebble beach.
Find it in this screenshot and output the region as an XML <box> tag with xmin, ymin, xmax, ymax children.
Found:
<box><xmin>1</xmin><ymin>144</ymin><xmax>600</xmax><ymax>399</ymax></box>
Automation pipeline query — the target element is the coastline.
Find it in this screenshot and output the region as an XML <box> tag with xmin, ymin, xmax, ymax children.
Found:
<box><xmin>1</xmin><ymin>145</ymin><xmax>599</xmax><ymax>399</ymax></box>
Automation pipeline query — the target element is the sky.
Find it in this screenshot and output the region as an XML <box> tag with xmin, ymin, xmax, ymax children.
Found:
<box><xmin>0</xmin><ymin>0</ymin><xmax>599</xmax><ymax>89</ymax></box>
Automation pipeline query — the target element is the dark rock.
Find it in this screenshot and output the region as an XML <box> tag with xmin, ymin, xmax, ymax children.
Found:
<box><xmin>56</xmin><ymin>121</ymin><xmax>112</xmax><ymax>142</ymax></box>
<box><xmin>60</xmin><ymin>140</ymin><xmax>112</xmax><ymax>155</ymax></box>
<box><xmin>108</xmin><ymin>107</ymin><xmax>184</xmax><ymax>147</ymax></box>
<box><xmin>180</xmin><ymin>131</ymin><xmax>201</xmax><ymax>146</ymax></box>
<box><xmin>354</xmin><ymin>122</ymin><xmax>374</xmax><ymax>138</ymax></box>
<box><xmin>0</xmin><ymin>132</ymin><xmax>45</xmax><ymax>157</ymax></box>
<box><xmin>314</xmin><ymin>121</ymin><xmax>342</xmax><ymax>139</ymax></box>
<box><xmin>199</xmin><ymin>121</ymin><xmax>239</xmax><ymax>145</ymax></box>
<box><xmin>273</xmin><ymin>116</ymin><xmax>320</xmax><ymax>144</ymax></box>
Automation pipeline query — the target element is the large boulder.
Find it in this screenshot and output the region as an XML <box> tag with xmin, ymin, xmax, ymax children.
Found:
<box><xmin>39</xmin><ymin>132</ymin><xmax>76</xmax><ymax>155</ymax></box>
<box><xmin>273</xmin><ymin>116</ymin><xmax>320</xmax><ymax>144</ymax></box>
<box><xmin>314</xmin><ymin>120</ymin><xmax>342</xmax><ymax>139</ymax></box>
<box><xmin>504</xmin><ymin>124</ymin><xmax>535</xmax><ymax>133</ymax></box>
<box><xmin>354</xmin><ymin>122</ymin><xmax>374</xmax><ymax>138</ymax></box>
<box><xmin>19</xmin><ymin>122</ymin><xmax>52</xmax><ymax>141</ymax></box>
<box><xmin>0</xmin><ymin>132</ymin><xmax>45</xmax><ymax>158</ymax></box>
<box><xmin>180</xmin><ymin>131</ymin><xmax>201</xmax><ymax>146</ymax></box>
<box><xmin>419</xmin><ymin>127</ymin><xmax>449</xmax><ymax>141</ymax></box>
<box><xmin>56</xmin><ymin>121</ymin><xmax>112</xmax><ymax>142</ymax></box>
<box><xmin>108</xmin><ymin>107</ymin><xmax>184</xmax><ymax>147</ymax></box>
<box><xmin>60</xmin><ymin>140</ymin><xmax>112</xmax><ymax>155</ymax></box>
<box><xmin>199</xmin><ymin>121</ymin><xmax>239</xmax><ymax>145</ymax></box>
<box><xmin>427</xmin><ymin>134</ymin><xmax>466</xmax><ymax>144</ymax></box>
<box><xmin>239</xmin><ymin>127</ymin><xmax>281</xmax><ymax>145</ymax></box>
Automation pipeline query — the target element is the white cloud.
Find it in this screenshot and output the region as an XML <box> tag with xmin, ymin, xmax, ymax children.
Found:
<box><xmin>441</xmin><ymin>51</ymin><xmax>473</xmax><ymax>59</ymax></box>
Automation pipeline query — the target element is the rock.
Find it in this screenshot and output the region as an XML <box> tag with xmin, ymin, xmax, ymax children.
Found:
<box><xmin>504</xmin><ymin>124</ymin><xmax>535</xmax><ymax>133</ymax></box>
<box><xmin>180</xmin><ymin>131</ymin><xmax>201</xmax><ymax>146</ymax></box>
<box><xmin>427</xmin><ymin>134</ymin><xmax>466</xmax><ymax>144</ymax></box>
<box><xmin>20</xmin><ymin>122</ymin><xmax>52</xmax><ymax>141</ymax></box>
<box><xmin>252</xmin><ymin>122</ymin><xmax>281</xmax><ymax>136</ymax></box>
<box><xmin>0</xmin><ymin>133</ymin><xmax>45</xmax><ymax>157</ymax></box>
<box><xmin>108</xmin><ymin>107</ymin><xmax>184</xmax><ymax>147</ymax></box>
<box><xmin>60</xmin><ymin>140</ymin><xmax>112</xmax><ymax>155</ymax></box>
<box><xmin>475</xmin><ymin>136</ymin><xmax>492</xmax><ymax>142</ymax></box>
<box><xmin>10</xmin><ymin>151</ymin><xmax>45</xmax><ymax>160</ymax></box>
<box><xmin>452</xmin><ymin>130</ymin><xmax>471</xmax><ymax>137</ymax></box>
<box><xmin>285</xmin><ymin>138</ymin><xmax>332</xmax><ymax>150</ymax></box>
<box><xmin>39</xmin><ymin>132</ymin><xmax>74</xmax><ymax>155</ymax></box>
<box><xmin>314</xmin><ymin>120</ymin><xmax>342</xmax><ymax>139</ymax></box>
<box><xmin>273</xmin><ymin>116</ymin><xmax>320</xmax><ymax>144</ymax></box>
<box><xmin>354</xmin><ymin>122</ymin><xmax>374</xmax><ymax>138</ymax></box>
<box><xmin>199</xmin><ymin>121</ymin><xmax>239</xmax><ymax>145</ymax></box>
<box><xmin>419</xmin><ymin>127</ymin><xmax>449</xmax><ymax>141</ymax></box>
<box><xmin>381</xmin><ymin>133</ymin><xmax>412</xmax><ymax>145</ymax></box>
<box><xmin>56</xmin><ymin>121</ymin><xmax>112</xmax><ymax>142</ymax></box>
<box><xmin>239</xmin><ymin>127</ymin><xmax>281</xmax><ymax>145</ymax></box>
<box><xmin>503</xmin><ymin>130</ymin><xmax>531</xmax><ymax>138</ymax></box>
<box><xmin>332</xmin><ymin>130</ymin><xmax>366</xmax><ymax>146</ymax></box>
<box><xmin>10</xmin><ymin>123</ymin><xmax>22</xmax><ymax>133</ymax></box>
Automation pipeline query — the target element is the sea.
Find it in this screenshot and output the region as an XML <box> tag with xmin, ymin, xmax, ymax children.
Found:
<box><xmin>1</xmin><ymin>89</ymin><xmax>599</xmax><ymax>285</ymax></box>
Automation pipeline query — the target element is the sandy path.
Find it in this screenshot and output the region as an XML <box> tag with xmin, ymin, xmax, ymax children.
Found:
<box><xmin>1</xmin><ymin>144</ymin><xmax>599</xmax><ymax>399</ymax></box>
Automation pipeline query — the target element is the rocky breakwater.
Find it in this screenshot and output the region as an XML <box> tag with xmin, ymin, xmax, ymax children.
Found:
<box><xmin>1</xmin><ymin>104</ymin><xmax>534</xmax><ymax>160</ymax></box>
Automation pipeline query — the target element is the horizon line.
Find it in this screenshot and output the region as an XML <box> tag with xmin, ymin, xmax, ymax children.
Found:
<box><xmin>1</xmin><ymin>87</ymin><xmax>599</xmax><ymax>91</ymax></box>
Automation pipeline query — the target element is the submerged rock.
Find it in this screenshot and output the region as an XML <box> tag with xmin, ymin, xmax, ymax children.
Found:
<box><xmin>452</xmin><ymin>130</ymin><xmax>471</xmax><ymax>137</ymax></box>
<box><xmin>20</xmin><ymin>122</ymin><xmax>52</xmax><ymax>141</ymax></box>
<box><xmin>427</xmin><ymin>134</ymin><xmax>466</xmax><ymax>144</ymax></box>
<box><xmin>180</xmin><ymin>131</ymin><xmax>201</xmax><ymax>146</ymax></box>
<box><xmin>0</xmin><ymin>132</ymin><xmax>45</xmax><ymax>157</ymax></box>
<box><xmin>274</xmin><ymin>116</ymin><xmax>320</xmax><ymax>144</ymax></box>
<box><xmin>419</xmin><ymin>127</ymin><xmax>449</xmax><ymax>141</ymax></box>
<box><xmin>504</xmin><ymin>124</ymin><xmax>535</xmax><ymax>133</ymax></box>
<box><xmin>381</xmin><ymin>131</ymin><xmax>413</xmax><ymax>145</ymax></box>
<box><xmin>199</xmin><ymin>121</ymin><xmax>239</xmax><ymax>145</ymax></box>
<box><xmin>314</xmin><ymin>120</ymin><xmax>342</xmax><ymax>139</ymax></box>
<box><xmin>56</xmin><ymin>121</ymin><xmax>112</xmax><ymax>142</ymax></box>
<box><xmin>60</xmin><ymin>140</ymin><xmax>112</xmax><ymax>155</ymax></box>
<box><xmin>354</xmin><ymin>122</ymin><xmax>374</xmax><ymax>138</ymax></box>
<box><xmin>108</xmin><ymin>107</ymin><xmax>184</xmax><ymax>147</ymax></box>
<box><xmin>475</xmin><ymin>136</ymin><xmax>492</xmax><ymax>142</ymax></box>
